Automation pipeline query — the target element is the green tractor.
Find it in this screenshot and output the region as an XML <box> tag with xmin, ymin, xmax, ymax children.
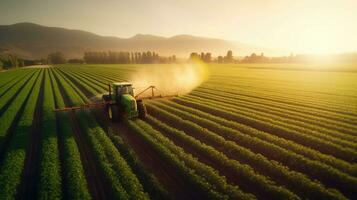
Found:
<box><xmin>102</xmin><ymin>82</ymin><xmax>147</xmax><ymax>121</ymax></box>
<box><xmin>54</xmin><ymin>82</ymin><xmax>177</xmax><ymax>122</ymax></box>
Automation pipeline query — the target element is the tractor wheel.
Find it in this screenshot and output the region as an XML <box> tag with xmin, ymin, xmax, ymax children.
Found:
<box><xmin>137</xmin><ymin>100</ymin><xmax>147</xmax><ymax>119</ymax></box>
<box><xmin>108</xmin><ymin>105</ymin><xmax>119</xmax><ymax>122</ymax></box>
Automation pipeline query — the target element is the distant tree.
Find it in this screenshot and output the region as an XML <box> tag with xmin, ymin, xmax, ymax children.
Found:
<box><xmin>200</xmin><ymin>52</ymin><xmax>205</xmax><ymax>60</ymax></box>
<box><xmin>224</xmin><ymin>50</ymin><xmax>233</xmax><ymax>63</ymax></box>
<box><xmin>217</xmin><ymin>56</ymin><xmax>223</xmax><ymax>63</ymax></box>
<box><xmin>172</xmin><ymin>55</ymin><xmax>176</xmax><ymax>63</ymax></box>
<box><xmin>241</xmin><ymin>52</ymin><xmax>269</xmax><ymax>63</ymax></box>
<box><xmin>204</xmin><ymin>53</ymin><xmax>211</xmax><ymax>63</ymax></box>
<box><xmin>190</xmin><ymin>52</ymin><xmax>199</xmax><ymax>60</ymax></box>
<box><xmin>0</xmin><ymin>54</ymin><xmax>20</xmax><ymax>69</ymax></box>
<box><xmin>0</xmin><ymin>60</ymin><xmax>3</xmax><ymax>70</ymax></box>
<box><xmin>131</xmin><ymin>52</ymin><xmax>134</xmax><ymax>63</ymax></box>
<box><xmin>68</xmin><ymin>58</ymin><xmax>84</xmax><ymax>64</ymax></box>
<box><xmin>48</xmin><ymin>52</ymin><xmax>66</xmax><ymax>64</ymax></box>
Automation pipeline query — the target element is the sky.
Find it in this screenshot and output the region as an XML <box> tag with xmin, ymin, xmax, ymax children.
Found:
<box><xmin>0</xmin><ymin>0</ymin><xmax>356</xmax><ymax>54</ymax></box>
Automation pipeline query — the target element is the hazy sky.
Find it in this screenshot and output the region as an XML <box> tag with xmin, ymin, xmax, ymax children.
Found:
<box><xmin>1</xmin><ymin>0</ymin><xmax>356</xmax><ymax>54</ymax></box>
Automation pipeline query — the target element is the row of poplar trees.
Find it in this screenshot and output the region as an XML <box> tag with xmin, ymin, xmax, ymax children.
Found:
<box><xmin>83</xmin><ymin>51</ymin><xmax>176</xmax><ymax>64</ymax></box>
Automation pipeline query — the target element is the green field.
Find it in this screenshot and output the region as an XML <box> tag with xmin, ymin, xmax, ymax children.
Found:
<box><xmin>0</xmin><ymin>64</ymin><xmax>356</xmax><ymax>200</ymax></box>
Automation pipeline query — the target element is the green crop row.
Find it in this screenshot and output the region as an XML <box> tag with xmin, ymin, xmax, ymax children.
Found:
<box><xmin>148</xmin><ymin>100</ymin><xmax>357</xmax><ymax>198</ymax></box>
<box><xmin>37</xmin><ymin>69</ymin><xmax>62</xmax><ymax>200</ymax></box>
<box><xmin>206</xmin><ymin>78</ymin><xmax>357</xmax><ymax>107</ymax></box>
<box><xmin>106</xmin><ymin>127</ymin><xmax>170</xmax><ymax>200</ymax></box>
<box><xmin>57</xmin><ymin>68</ymin><xmax>104</xmax><ymax>95</ymax></box>
<box><xmin>54</xmin><ymin>67</ymin><xmax>148</xmax><ymax>199</ymax></box>
<box><xmin>77</xmin><ymin>112</ymin><xmax>149</xmax><ymax>200</ymax></box>
<box><xmin>145</xmin><ymin>103</ymin><xmax>349</xmax><ymax>200</ymax></box>
<box><xmin>0</xmin><ymin>70</ymin><xmax>36</xmax><ymax>112</ymax></box>
<box><xmin>191</xmin><ymin>89</ymin><xmax>357</xmax><ymax>137</ymax></box>
<box><xmin>0</xmin><ymin>70</ymin><xmax>40</xmax><ymax>147</ymax></box>
<box><xmin>59</xmin><ymin>68</ymin><xmax>109</xmax><ymax>91</ymax></box>
<box><xmin>52</xmin><ymin>68</ymin><xmax>88</xmax><ymax>103</ymax></box>
<box><xmin>158</xmin><ymin>99</ymin><xmax>357</xmax><ymax>177</ymax></box>
<box><xmin>141</xmin><ymin>116</ymin><xmax>297</xmax><ymax>200</ymax></box>
<box><xmin>189</xmin><ymin>91</ymin><xmax>357</xmax><ymax>146</ymax></box>
<box><xmin>126</xmin><ymin>119</ymin><xmax>230</xmax><ymax>200</ymax></box>
<box><xmin>199</xmin><ymin>85</ymin><xmax>357</xmax><ymax>126</ymax></box>
<box><xmin>0</xmin><ymin>69</ymin><xmax>32</xmax><ymax>97</ymax></box>
<box><xmin>176</xmin><ymin>95</ymin><xmax>357</xmax><ymax>163</ymax></box>
<box><xmin>0</xmin><ymin>69</ymin><xmax>43</xmax><ymax>200</ymax></box>
<box><xmin>49</xmin><ymin>68</ymin><xmax>92</xmax><ymax>200</ymax></box>
<box><xmin>136</xmin><ymin>118</ymin><xmax>259</xmax><ymax>200</ymax></box>
<box><xmin>201</xmin><ymin>83</ymin><xmax>357</xmax><ymax>120</ymax></box>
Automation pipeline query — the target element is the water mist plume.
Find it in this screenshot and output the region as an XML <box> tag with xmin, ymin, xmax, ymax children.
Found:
<box><xmin>130</xmin><ymin>60</ymin><xmax>209</xmax><ymax>97</ymax></box>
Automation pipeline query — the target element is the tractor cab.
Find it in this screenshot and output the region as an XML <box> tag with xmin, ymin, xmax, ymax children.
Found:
<box><xmin>112</xmin><ymin>82</ymin><xmax>134</xmax><ymax>97</ymax></box>
<box><xmin>102</xmin><ymin>82</ymin><xmax>147</xmax><ymax>121</ymax></box>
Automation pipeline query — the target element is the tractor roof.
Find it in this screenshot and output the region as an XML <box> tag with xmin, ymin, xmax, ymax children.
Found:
<box><xmin>112</xmin><ymin>82</ymin><xmax>132</xmax><ymax>87</ymax></box>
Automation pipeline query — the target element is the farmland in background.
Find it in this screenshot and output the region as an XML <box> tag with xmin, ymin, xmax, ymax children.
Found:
<box><xmin>0</xmin><ymin>63</ymin><xmax>356</xmax><ymax>200</ymax></box>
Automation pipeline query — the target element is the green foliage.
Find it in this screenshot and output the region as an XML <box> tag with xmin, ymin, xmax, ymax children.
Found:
<box><xmin>0</xmin><ymin>70</ymin><xmax>43</xmax><ymax>200</ymax></box>
<box><xmin>48</xmin><ymin>52</ymin><xmax>66</xmax><ymax>64</ymax></box>
<box><xmin>134</xmin><ymin>118</ymin><xmax>258</xmax><ymax>200</ymax></box>
<box><xmin>126</xmin><ymin>119</ymin><xmax>229</xmax><ymax>200</ymax></box>
<box><xmin>49</xmin><ymin>69</ymin><xmax>92</xmax><ymax>200</ymax></box>
<box><xmin>37</xmin><ymin>70</ymin><xmax>62</xmax><ymax>200</ymax></box>
<box><xmin>0</xmin><ymin>70</ymin><xmax>39</xmax><ymax>146</ymax></box>
<box><xmin>106</xmin><ymin>128</ymin><xmax>171</xmax><ymax>200</ymax></box>
<box><xmin>0</xmin><ymin>64</ymin><xmax>356</xmax><ymax>199</ymax></box>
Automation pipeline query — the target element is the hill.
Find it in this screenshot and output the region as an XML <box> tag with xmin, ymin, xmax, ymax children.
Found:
<box><xmin>0</xmin><ymin>22</ymin><xmax>276</xmax><ymax>59</ymax></box>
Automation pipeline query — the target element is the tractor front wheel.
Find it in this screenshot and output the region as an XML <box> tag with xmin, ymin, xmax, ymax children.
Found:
<box><xmin>137</xmin><ymin>100</ymin><xmax>147</xmax><ymax>119</ymax></box>
<box><xmin>108</xmin><ymin>105</ymin><xmax>119</xmax><ymax>122</ymax></box>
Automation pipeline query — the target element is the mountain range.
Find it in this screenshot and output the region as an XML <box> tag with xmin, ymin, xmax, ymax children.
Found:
<box><xmin>0</xmin><ymin>22</ymin><xmax>278</xmax><ymax>59</ymax></box>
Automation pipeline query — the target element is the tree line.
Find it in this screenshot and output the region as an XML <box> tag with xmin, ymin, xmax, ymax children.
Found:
<box><xmin>0</xmin><ymin>54</ymin><xmax>40</xmax><ymax>70</ymax></box>
<box><xmin>83</xmin><ymin>51</ymin><xmax>176</xmax><ymax>64</ymax></box>
<box><xmin>190</xmin><ymin>50</ymin><xmax>234</xmax><ymax>63</ymax></box>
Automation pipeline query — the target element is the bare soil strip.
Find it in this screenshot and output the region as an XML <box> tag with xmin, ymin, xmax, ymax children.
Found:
<box><xmin>111</xmin><ymin>121</ymin><xmax>202</xmax><ymax>200</ymax></box>
<box><xmin>69</xmin><ymin>111</ymin><xmax>112</xmax><ymax>200</ymax></box>
<box><xmin>16</xmin><ymin>72</ymin><xmax>44</xmax><ymax>199</ymax></box>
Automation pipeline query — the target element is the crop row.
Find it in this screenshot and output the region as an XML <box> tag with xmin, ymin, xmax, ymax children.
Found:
<box><xmin>142</xmin><ymin>115</ymin><xmax>299</xmax><ymax>199</ymax></box>
<box><xmin>49</xmin><ymin>68</ymin><xmax>92</xmax><ymax>199</ymax></box>
<box><xmin>126</xmin><ymin>119</ymin><xmax>248</xmax><ymax>200</ymax></box>
<box><xmin>145</xmin><ymin>102</ymin><xmax>349</xmax><ymax>199</ymax></box>
<box><xmin>201</xmin><ymin>83</ymin><xmax>357</xmax><ymax>120</ymax></box>
<box><xmin>186</xmin><ymin>92</ymin><xmax>357</xmax><ymax>148</ymax></box>
<box><xmin>176</xmin><ymin>95</ymin><xmax>357</xmax><ymax>163</ymax></box>
<box><xmin>0</xmin><ymin>70</ymin><xmax>36</xmax><ymax>112</ymax></box>
<box><xmin>105</xmin><ymin>126</ymin><xmax>170</xmax><ymax>200</ymax></box>
<box><xmin>207</xmin><ymin>78</ymin><xmax>357</xmax><ymax>107</ymax></box>
<box><xmin>157</xmin><ymin>99</ymin><xmax>357</xmax><ymax>176</ymax></box>
<box><xmin>0</xmin><ymin>70</ymin><xmax>40</xmax><ymax>147</ymax></box>
<box><xmin>53</xmin><ymin>67</ymin><xmax>149</xmax><ymax>199</ymax></box>
<box><xmin>206</xmin><ymin>76</ymin><xmax>357</xmax><ymax>107</ymax></box>
<box><xmin>0</xmin><ymin>69</ymin><xmax>43</xmax><ymax>199</ymax></box>
<box><xmin>0</xmin><ymin>69</ymin><xmax>33</xmax><ymax>98</ymax></box>
<box><xmin>37</xmin><ymin>69</ymin><xmax>62</xmax><ymax>199</ymax></box>
<box><xmin>192</xmin><ymin>88</ymin><xmax>357</xmax><ymax>136</ymax></box>
<box><xmin>147</xmin><ymin>100</ymin><xmax>357</xmax><ymax>197</ymax></box>
<box><xmin>199</xmin><ymin>85</ymin><xmax>357</xmax><ymax>127</ymax></box>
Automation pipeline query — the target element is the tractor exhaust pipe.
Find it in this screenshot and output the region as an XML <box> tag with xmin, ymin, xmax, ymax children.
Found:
<box><xmin>108</xmin><ymin>83</ymin><xmax>111</xmax><ymax>95</ymax></box>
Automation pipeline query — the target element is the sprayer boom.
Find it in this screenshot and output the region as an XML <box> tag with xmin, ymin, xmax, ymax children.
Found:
<box><xmin>54</xmin><ymin>83</ymin><xmax>178</xmax><ymax>113</ymax></box>
<box><xmin>54</xmin><ymin>101</ymin><xmax>114</xmax><ymax>112</ymax></box>
<box><xmin>134</xmin><ymin>85</ymin><xmax>178</xmax><ymax>100</ymax></box>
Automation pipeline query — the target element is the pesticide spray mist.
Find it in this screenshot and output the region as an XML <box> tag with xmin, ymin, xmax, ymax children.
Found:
<box><xmin>130</xmin><ymin>61</ymin><xmax>209</xmax><ymax>97</ymax></box>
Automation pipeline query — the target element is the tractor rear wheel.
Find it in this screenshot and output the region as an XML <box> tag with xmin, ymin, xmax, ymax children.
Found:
<box><xmin>108</xmin><ymin>105</ymin><xmax>119</xmax><ymax>122</ymax></box>
<box><xmin>137</xmin><ymin>100</ymin><xmax>147</xmax><ymax>119</ymax></box>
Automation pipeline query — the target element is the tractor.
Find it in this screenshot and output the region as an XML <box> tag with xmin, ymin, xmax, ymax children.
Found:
<box><xmin>102</xmin><ymin>82</ymin><xmax>147</xmax><ymax>121</ymax></box>
<box><xmin>54</xmin><ymin>82</ymin><xmax>177</xmax><ymax>122</ymax></box>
